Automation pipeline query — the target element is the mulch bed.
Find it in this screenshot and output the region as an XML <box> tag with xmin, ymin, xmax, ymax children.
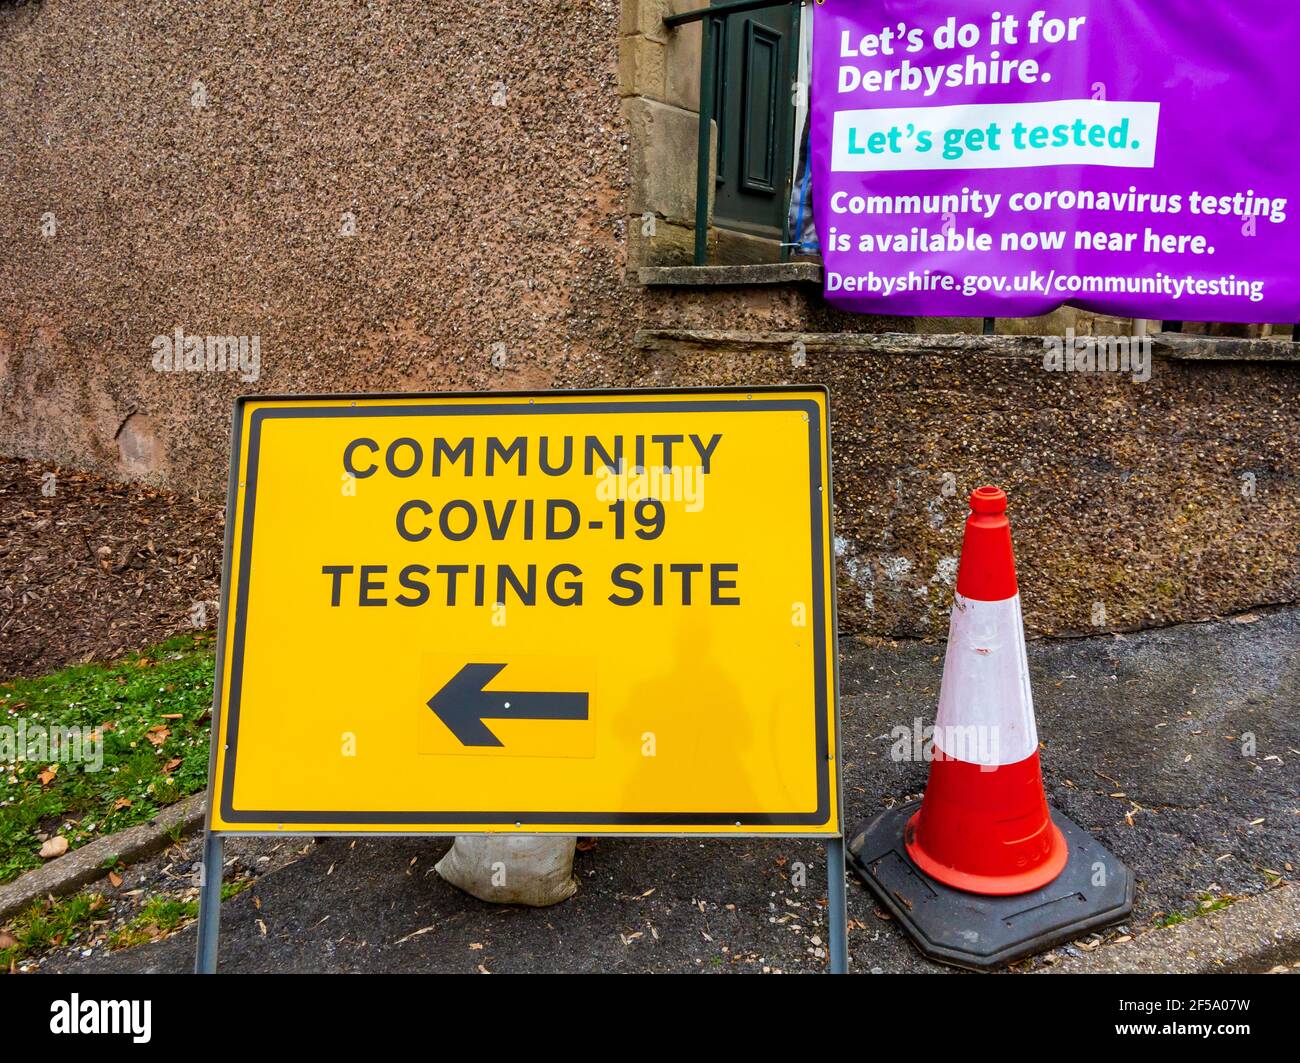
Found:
<box><xmin>0</xmin><ymin>458</ymin><xmax>223</xmax><ymax>679</ymax></box>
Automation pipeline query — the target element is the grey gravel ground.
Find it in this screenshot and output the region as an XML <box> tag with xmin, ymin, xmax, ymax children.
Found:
<box><xmin>36</xmin><ymin>607</ymin><xmax>1299</xmax><ymax>974</ymax></box>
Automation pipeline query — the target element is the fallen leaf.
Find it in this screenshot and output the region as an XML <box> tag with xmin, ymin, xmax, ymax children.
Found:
<box><xmin>38</xmin><ymin>765</ymin><xmax>58</xmax><ymax>786</ymax></box>
<box><xmin>393</xmin><ymin>925</ymin><xmax>435</xmax><ymax>945</ymax></box>
<box><xmin>0</xmin><ymin>930</ymin><xmax>17</xmax><ymax>949</ymax></box>
<box><xmin>113</xmin><ymin>798</ymin><xmax>132</xmax><ymax>811</ymax></box>
<box><xmin>40</xmin><ymin>836</ymin><xmax>69</xmax><ymax>859</ymax></box>
<box><xmin>146</xmin><ymin>726</ymin><xmax>171</xmax><ymax>747</ymax></box>
<box><xmin>161</xmin><ymin>713</ymin><xmax>183</xmax><ymax>720</ymax></box>
<box><xmin>108</xmin><ymin>871</ymin><xmax>123</xmax><ymax>888</ymax></box>
<box><xmin>162</xmin><ymin>758</ymin><xmax>182</xmax><ymax>774</ymax></box>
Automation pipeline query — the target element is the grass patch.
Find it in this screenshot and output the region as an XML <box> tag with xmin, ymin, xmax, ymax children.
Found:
<box><xmin>0</xmin><ymin>633</ymin><xmax>215</xmax><ymax>885</ymax></box>
<box><xmin>1153</xmin><ymin>892</ymin><xmax>1239</xmax><ymax>929</ymax></box>
<box><xmin>0</xmin><ymin>893</ymin><xmax>107</xmax><ymax>969</ymax></box>
<box><xmin>1</xmin><ymin>880</ymin><xmax>252</xmax><ymax>968</ymax></box>
<box><xmin>107</xmin><ymin>880</ymin><xmax>249</xmax><ymax>951</ymax></box>
<box><xmin>107</xmin><ymin>896</ymin><xmax>197</xmax><ymax>950</ymax></box>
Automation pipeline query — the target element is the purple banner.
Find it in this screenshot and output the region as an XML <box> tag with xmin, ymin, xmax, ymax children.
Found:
<box><xmin>810</xmin><ymin>1</ymin><xmax>1300</xmax><ymax>322</ymax></box>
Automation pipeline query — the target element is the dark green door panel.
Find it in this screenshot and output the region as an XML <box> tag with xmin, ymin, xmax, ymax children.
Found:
<box><xmin>710</xmin><ymin>6</ymin><xmax>799</xmax><ymax>241</ymax></box>
<box><xmin>740</xmin><ymin>21</ymin><xmax>781</xmax><ymax>195</ymax></box>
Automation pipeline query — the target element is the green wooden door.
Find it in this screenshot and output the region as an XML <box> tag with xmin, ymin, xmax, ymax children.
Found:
<box><xmin>709</xmin><ymin>6</ymin><xmax>800</xmax><ymax>242</ymax></box>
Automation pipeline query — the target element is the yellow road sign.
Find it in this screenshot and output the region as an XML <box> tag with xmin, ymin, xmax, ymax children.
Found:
<box><xmin>206</xmin><ymin>389</ymin><xmax>840</xmax><ymax>835</ymax></box>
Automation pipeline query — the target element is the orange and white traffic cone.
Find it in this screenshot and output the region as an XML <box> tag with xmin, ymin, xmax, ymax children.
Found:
<box><xmin>848</xmin><ymin>486</ymin><xmax>1133</xmax><ymax>969</ymax></box>
<box><xmin>905</xmin><ymin>485</ymin><xmax>1068</xmax><ymax>895</ymax></box>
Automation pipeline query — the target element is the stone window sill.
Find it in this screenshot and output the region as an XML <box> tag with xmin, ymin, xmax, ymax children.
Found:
<box><xmin>633</xmin><ymin>328</ymin><xmax>1300</xmax><ymax>363</ymax></box>
<box><xmin>636</xmin><ymin>262</ymin><xmax>823</xmax><ymax>288</ymax></box>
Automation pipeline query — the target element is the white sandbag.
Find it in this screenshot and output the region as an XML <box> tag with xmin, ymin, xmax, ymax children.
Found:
<box><xmin>435</xmin><ymin>835</ymin><xmax>577</xmax><ymax>907</ymax></box>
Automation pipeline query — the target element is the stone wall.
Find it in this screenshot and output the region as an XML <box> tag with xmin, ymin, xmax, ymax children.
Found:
<box><xmin>0</xmin><ymin>0</ymin><xmax>882</xmax><ymax>486</ymax></box>
<box><xmin>637</xmin><ymin>332</ymin><xmax>1300</xmax><ymax>637</ymax></box>
<box><xmin>1</xmin><ymin>1</ymin><xmax>1295</xmax><ymax>637</ymax></box>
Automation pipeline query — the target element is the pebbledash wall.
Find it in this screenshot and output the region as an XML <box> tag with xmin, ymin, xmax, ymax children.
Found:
<box><xmin>1</xmin><ymin>1</ymin><xmax>1296</xmax><ymax>638</ymax></box>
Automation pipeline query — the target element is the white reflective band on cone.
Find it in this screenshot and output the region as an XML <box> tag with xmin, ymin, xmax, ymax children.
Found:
<box><xmin>933</xmin><ymin>592</ymin><xmax>1037</xmax><ymax>766</ymax></box>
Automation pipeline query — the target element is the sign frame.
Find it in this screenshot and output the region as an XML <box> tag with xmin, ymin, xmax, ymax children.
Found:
<box><xmin>195</xmin><ymin>386</ymin><xmax>846</xmax><ymax>973</ymax></box>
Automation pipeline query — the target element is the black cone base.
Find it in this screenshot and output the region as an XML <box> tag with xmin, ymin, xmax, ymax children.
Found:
<box><xmin>847</xmin><ymin>800</ymin><xmax>1134</xmax><ymax>970</ymax></box>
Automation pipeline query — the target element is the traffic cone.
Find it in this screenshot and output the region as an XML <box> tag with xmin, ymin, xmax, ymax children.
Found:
<box><xmin>847</xmin><ymin>486</ymin><xmax>1134</xmax><ymax>969</ymax></box>
<box><xmin>904</xmin><ymin>484</ymin><xmax>1068</xmax><ymax>895</ymax></box>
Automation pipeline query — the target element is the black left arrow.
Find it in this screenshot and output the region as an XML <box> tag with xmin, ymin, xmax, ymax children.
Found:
<box><xmin>427</xmin><ymin>663</ymin><xmax>590</xmax><ymax>747</ymax></box>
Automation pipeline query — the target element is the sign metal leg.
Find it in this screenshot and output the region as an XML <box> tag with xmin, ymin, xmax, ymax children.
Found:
<box><xmin>827</xmin><ymin>836</ymin><xmax>848</xmax><ymax>974</ymax></box>
<box><xmin>195</xmin><ymin>831</ymin><xmax>223</xmax><ymax>974</ymax></box>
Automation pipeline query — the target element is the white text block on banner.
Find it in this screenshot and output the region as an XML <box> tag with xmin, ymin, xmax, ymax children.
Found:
<box><xmin>830</xmin><ymin>99</ymin><xmax>1160</xmax><ymax>172</ymax></box>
